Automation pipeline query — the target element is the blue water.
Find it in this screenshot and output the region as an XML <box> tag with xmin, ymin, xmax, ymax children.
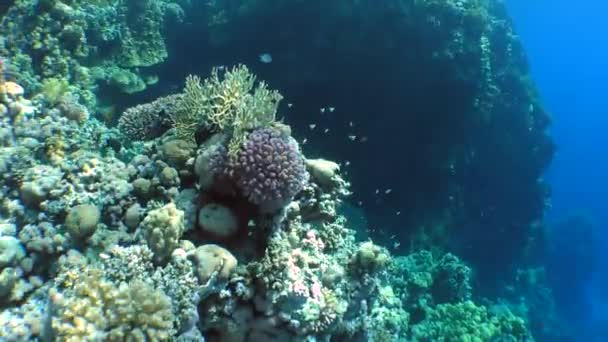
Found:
<box><xmin>508</xmin><ymin>1</ymin><xmax>608</xmax><ymax>338</ymax></box>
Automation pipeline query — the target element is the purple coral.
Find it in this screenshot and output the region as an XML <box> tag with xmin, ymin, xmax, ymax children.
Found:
<box><xmin>217</xmin><ymin>128</ymin><xmax>309</xmax><ymax>211</ymax></box>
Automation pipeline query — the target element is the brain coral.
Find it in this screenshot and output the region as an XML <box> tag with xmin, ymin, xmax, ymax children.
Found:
<box><xmin>219</xmin><ymin>127</ymin><xmax>309</xmax><ymax>212</ymax></box>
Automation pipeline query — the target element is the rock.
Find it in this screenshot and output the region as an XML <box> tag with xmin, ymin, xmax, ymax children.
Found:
<box><xmin>198</xmin><ymin>203</ymin><xmax>239</xmax><ymax>238</ymax></box>
<box><xmin>160</xmin><ymin>139</ymin><xmax>196</xmax><ymax>168</ymax></box>
<box><xmin>124</xmin><ymin>203</ymin><xmax>141</xmax><ymax>229</ymax></box>
<box><xmin>187</xmin><ymin>244</ymin><xmax>237</xmax><ymax>284</ymax></box>
<box><xmin>64</xmin><ymin>204</ymin><xmax>101</xmax><ymax>240</ymax></box>
<box><xmin>160</xmin><ymin>167</ymin><xmax>179</xmax><ymax>187</ymax></box>
<box><xmin>0</xmin><ymin>237</ymin><xmax>25</xmax><ymax>268</ymax></box>
<box><xmin>132</xmin><ymin>178</ymin><xmax>152</xmax><ymax>198</ymax></box>
<box><xmin>19</xmin><ymin>182</ymin><xmax>47</xmax><ymax>207</ymax></box>
<box><xmin>175</xmin><ymin>189</ymin><xmax>198</xmax><ymax>231</ymax></box>
<box><xmin>306</xmin><ymin>159</ymin><xmax>340</xmax><ymax>187</ymax></box>
<box><xmin>0</xmin><ymin>267</ymin><xmax>18</xmax><ymax>299</ymax></box>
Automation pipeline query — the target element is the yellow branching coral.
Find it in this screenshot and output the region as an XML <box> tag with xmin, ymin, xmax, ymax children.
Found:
<box><xmin>172</xmin><ymin>64</ymin><xmax>283</xmax><ymax>157</ymax></box>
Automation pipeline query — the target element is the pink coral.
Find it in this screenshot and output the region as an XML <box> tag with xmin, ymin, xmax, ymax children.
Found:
<box><xmin>303</xmin><ymin>230</ymin><xmax>325</xmax><ymax>251</ymax></box>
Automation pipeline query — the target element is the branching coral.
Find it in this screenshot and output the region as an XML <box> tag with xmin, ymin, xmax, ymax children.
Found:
<box><xmin>173</xmin><ymin>64</ymin><xmax>282</xmax><ymax>156</ymax></box>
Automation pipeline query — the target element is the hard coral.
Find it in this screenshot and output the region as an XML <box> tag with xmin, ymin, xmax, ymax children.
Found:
<box><xmin>52</xmin><ymin>267</ymin><xmax>175</xmax><ymax>341</ymax></box>
<box><xmin>227</xmin><ymin>127</ymin><xmax>309</xmax><ymax>212</ymax></box>
<box><xmin>117</xmin><ymin>94</ymin><xmax>181</xmax><ymax>141</ymax></box>
<box><xmin>173</xmin><ymin>65</ymin><xmax>282</xmax><ymax>151</ymax></box>
<box><xmin>141</xmin><ymin>203</ymin><xmax>185</xmax><ymax>263</ymax></box>
<box><xmin>411</xmin><ymin>301</ymin><xmax>529</xmax><ymax>341</ymax></box>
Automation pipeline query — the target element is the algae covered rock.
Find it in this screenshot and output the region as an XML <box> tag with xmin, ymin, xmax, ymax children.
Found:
<box><xmin>197</xmin><ymin>203</ymin><xmax>239</xmax><ymax>238</ymax></box>
<box><xmin>64</xmin><ymin>204</ymin><xmax>101</xmax><ymax>241</ymax></box>
<box><xmin>0</xmin><ymin>237</ymin><xmax>26</xmax><ymax>268</ymax></box>
<box><xmin>306</xmin><ymin>158</ymin><xmax>341</xmax><ymax>188</ymax></box>
<box><xmin>187</xmin><ymin>244</ymin><xmax>237</xmax><ymax>284</ymax></box>
<box><xmin>0</xmin><ymin>267</ymin><xmax>19</xmax><ymax>299</ymax></box>
<box><xmin>160</xmin><ymin>139</ymin><xmax>196</xmax><ymax>168</ymax></box>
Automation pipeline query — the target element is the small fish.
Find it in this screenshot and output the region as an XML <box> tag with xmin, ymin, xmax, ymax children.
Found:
<box><xmin>302</xmin><ymin>138</ymin><xmax>308</xmax><ymax>144</ymax></box>
<box><xmin>348</xmin><ymin>135</ymin><xmax>357</xmax><ymax>141</ymax></box>
<box><xmin>259</xmin><ymin>53</ymin><xmax>273</xmax><ymax>63</ymax></box>
<box><xmin>375</xmin><ymin>189</ymin><xmax>380</xmax><ymax>194</ymax></box>
<box><xmin>349</xmin><ymin>121</ymin><xmax>354</xmax><ymax>127</ymax></box>
<box><xmin>385</xmin><ymin>189</ymin><xmax>392</xmax><ymax>194</ymax></box>
<box><xmin>360</xmin><ymin>136</ymin><xmax>368</xmax><ymax>143</ymax></box>
<box><xmin>323</xmin><ymin>128</ymin><xmax>330</xmax><ymax>133</ymax></box>
<box><xmin>396</xmin><ymin>211</ymin><xmax>401</xmax><ymax>216</ymax></box>
<box><xmin>320</xmin><ymin>107</ymin><xmax>326</xmax><ymax>113</ymax></box>
<box><xmin>217</xmin><ymin>65</ymin><xmax>225</xmax><ymax>71</ymax></box>
<box><xmin>287</xmin><ymin>103</ymin><xmax>293</xmax><ymax>108</ymax></box>
<box><xmin>309</xmin><ymin>124</ymin><xmax>316</xmax><ymax>130</ymax></box>
<box><xmin>393</xmin><ymin>241</ymin><xmax>401</xmax><ymax>249</ymax></box>
<box><xmin>328</xmin><ymin>107</ymin><xmax>335</xmax><ymax>112</ymax></box>
<box><xmin>345</xmin><ymin>161</ymin><xmax>350</xmax><ymax>166</ymax></box>
<box><xmin>358</xmin><ymin>201</ymin><xmax>363</xmax><ymax>206</ymax></box>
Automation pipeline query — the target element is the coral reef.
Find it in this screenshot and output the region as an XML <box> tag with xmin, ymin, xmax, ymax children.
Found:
<box><xmin>0</xmin><ymin>0</ymin><xmax>183</xmax><ymax>108</ymax></box>
<box><xmin>187</xmin><ymin>0</ymin><xmax>554</xmax><ymax>292</ymax></box>
<box><xmin>0</xmin><ymin>0</ymin><xmax>553</xmax><ymax>336</ymax></box>
<box><xmin>0</xmin><ymin>66</ymin><xmax>534</xmax><ymax>340</ymax></box>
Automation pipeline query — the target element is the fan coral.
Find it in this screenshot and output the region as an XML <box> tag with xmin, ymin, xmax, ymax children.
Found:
<box><xmin>217</xmin><ymin>127</ymin><xmax>309</xmax><ymax>211</ymax></box>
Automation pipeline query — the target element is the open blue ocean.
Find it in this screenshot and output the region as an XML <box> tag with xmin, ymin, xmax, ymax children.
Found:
<box><xmin>0</xmin><ymin>0</ymin><xmax>604</xmax><ymax>340</ymax></box>
<box><xmin>509</xmin><ymin>0</ymin><xmax>608</xmax><ymax>340</ymax></box>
